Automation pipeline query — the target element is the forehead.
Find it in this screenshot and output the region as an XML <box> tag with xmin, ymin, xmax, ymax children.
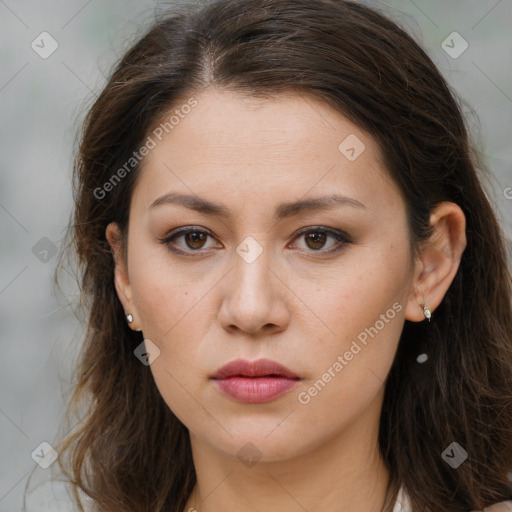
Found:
<box><xmin>146</xmin><ymin>88</ymin><xmax>377</xmax><ymax>158</ymax></box>
<box><xmin>133</xmin><ymin>87</ymin><xmax>399</xmax><ymax>216</ymax></box>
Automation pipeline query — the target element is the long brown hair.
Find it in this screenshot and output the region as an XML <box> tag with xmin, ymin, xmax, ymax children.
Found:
<box><xmin>51</xmin><ymin>1</ymin><xmax>512</xmax><ymax>510</ymax></box>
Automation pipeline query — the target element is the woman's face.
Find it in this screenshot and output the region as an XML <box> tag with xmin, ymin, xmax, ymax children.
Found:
<box><xmin>109</xmin><ymin>87</ymin><xmax>420</xmax><ymax>461</ymax></box>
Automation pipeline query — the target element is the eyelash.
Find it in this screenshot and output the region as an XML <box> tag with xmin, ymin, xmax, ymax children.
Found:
<box><xmin>158</xmin><ymin>226</ymin><xmax>352</xmax><ymax>257</ymax></box>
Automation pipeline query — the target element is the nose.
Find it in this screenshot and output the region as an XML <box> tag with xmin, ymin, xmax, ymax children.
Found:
<box><xmin>217</xmin><ymin>246</ymin><xmax>290</xmax><ymax>336</ymax></box>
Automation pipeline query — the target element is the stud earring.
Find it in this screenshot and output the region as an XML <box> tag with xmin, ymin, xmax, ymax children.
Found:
<box><xmin>420</xmin><ymin>304</ymin><xmax>431</xmax><ymax>321</ymax></box>
<box><xmin>126</xmin><ymin>313</ymin><xmax>142</xmax><ymax>332</ymax></box>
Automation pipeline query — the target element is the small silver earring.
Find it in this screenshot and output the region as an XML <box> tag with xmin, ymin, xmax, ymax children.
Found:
<box><xmin>126</xmin><ymin>313</ymin><xmax>133</xmax><ymax>324</ymax></box>
<box><xmin>420</xmin><ymin>304</ymin><xmax>431</xmax><ymax>322</ymax></box>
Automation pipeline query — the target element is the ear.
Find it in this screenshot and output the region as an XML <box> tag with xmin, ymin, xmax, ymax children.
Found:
<box><xmin>405</xmin><ymin>201</ymin><xmax>467</xmax><ymax>322</ymax></box>
<box><xmin>106</xmin><ymin>222</ymin><xmax>141</xmax><ymax>329</ymax></box>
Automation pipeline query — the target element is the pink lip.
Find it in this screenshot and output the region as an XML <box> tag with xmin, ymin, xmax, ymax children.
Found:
<box><xmin>210</xmin><ymin>358</ymin><xmax>301</xmax><ymax>404</ymax></box>
<box><xmin>213</xmin><ymin>377</ymin><xmax>299</xmax><ymax>403</ymax></box>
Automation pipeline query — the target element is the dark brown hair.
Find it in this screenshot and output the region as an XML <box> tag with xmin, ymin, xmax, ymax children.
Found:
<box><xmin>51</xmin><ymin>0</ymin><xmax>512</xmax><ymax>511</ymax></box>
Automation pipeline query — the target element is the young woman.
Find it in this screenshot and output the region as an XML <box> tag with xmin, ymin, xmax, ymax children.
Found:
<box><xmin>53</xmin><ymin>1</ymin><xmax>512</xmax><ymax>511</ymax></box>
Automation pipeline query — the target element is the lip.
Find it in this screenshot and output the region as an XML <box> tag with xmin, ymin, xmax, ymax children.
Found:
<box><xmin>211</xmin><ymin>358</ymin><xmax>300</xmax><ymax>379</ymax></box>
<box><xmin>210</xmin><ymin>358</ymin><xmax>301</xmax><ymax>404</ymax></box>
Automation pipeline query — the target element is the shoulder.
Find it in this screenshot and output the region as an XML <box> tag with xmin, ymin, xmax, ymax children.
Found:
<box><xmin>394</xmin><ymin>486</ymin><xmax>512</xmax><ymax>512</ymax></box>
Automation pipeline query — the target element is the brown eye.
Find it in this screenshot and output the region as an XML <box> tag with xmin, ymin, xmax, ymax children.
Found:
<box><xmin>159</xmin><ymin>227</ymin><xmax>219</xmax><ymax>254</ymax></box>
<box><xmin>291</xmin><ymin>227</ymin><xmax>352</xmax><ymax>255</ymax></box>
<box><xmin>304</xmin><ymin>231</ymin><xmax>327</xmax><ymax>250</ymax></box>
<box><xmin>183</xmin><ymin>231</ymin><xmax>207</xmax><ymax>250</ymax></box>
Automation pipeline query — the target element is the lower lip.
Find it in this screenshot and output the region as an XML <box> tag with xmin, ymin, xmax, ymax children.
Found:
<box><xmin>212</xmin><ymin>376</ymin><xmax>300</xmax><ymax>403</ymax></box>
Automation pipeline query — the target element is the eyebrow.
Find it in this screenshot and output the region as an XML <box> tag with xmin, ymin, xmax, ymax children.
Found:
<box><xmin>149</xmin><ymin>192</ymin><xmax>366</xmax><ymax>221</ymax></box>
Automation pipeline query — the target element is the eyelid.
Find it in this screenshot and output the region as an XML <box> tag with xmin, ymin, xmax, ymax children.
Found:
<box><xmin>287</xmin><ymin>226</ymin><xmax>352</xmax><ymax>254</ymax></box>
<box><xmin>157</xmin><ymin>226</ymin><xmax>220</xmax><ymax>255</ymax></box>
<box><xmin>291</xmin><ymin>225</ymin><xmax>351</xmax><ymax>241</ymax></box>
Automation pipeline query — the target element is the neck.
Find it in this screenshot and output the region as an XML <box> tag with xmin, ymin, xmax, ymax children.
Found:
<box><xmin>183</xmin><ymin>389</ymin><xmax>395</xmax><ymax>512</ymax></box>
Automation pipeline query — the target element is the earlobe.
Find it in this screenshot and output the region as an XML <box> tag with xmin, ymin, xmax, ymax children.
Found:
<box><xmin>106</xmin><ymin>222</ymin><xmax>140</xmax><ymax>329</ymax></box>
<box><xmin>405</xmin><ymin>202</ymin><xmax>467</xmax><ymax>323</ymax></box>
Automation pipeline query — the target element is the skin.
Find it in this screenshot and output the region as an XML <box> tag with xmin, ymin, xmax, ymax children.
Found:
<box><xmin>106</xmin><ymin>87</ymin><xmax>467</xmax><ymax>512</ymax></box>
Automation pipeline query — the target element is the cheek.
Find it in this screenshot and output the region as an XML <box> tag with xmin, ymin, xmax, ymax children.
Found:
<box><xmin>300</xmin><ymin>245</ymin><xmax>409</xmax><ymax>395</ymax></box>
<box><xmin>126</xmin><ymin>250</ymin><xmax>215</xmax><ymax>402</ymax></box>
<box><xmin>128</xmin><ymin>243</ymin><xmax>206</xmax><ymax>338</ymax></box>
<box><xmin>294</xmin><ymin>294</ymin><xmax>404</xmax><ymax>439</ymax></box>
<box><xmin>133</xmin><ymin>276</ymin><xmax>212</xmax><ymax>428</ymax></box>
<box><xmin>307</xmin><ymin>246</ymin><xmax>408</xmax><ymax>342</ymax></box>
<box><xmin>147</xmin><ymin>359</ymin><xmax>213</xmax><ymax>437</ymax></box>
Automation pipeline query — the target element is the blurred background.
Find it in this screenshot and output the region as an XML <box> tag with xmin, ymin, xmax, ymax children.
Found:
<box><xmin>1</xmin><ymin>0</ymin><xmax>511</xmax><ymax>510</ymax></box>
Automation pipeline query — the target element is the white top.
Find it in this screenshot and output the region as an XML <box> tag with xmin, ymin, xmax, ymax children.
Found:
<box><xmin>393</xmin><ymin>485</ymin><xmax>512</xmax><ymax>512</ymax></box>
<box><xmin>392</xmin><ymin>486</ymin><xmax>411</xmax><ymax>511</ymax></box>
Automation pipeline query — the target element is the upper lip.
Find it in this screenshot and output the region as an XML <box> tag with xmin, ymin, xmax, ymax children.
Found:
<box><xmin>211</xmin><ymin>358</ymin><xmax>301</xmax><ymax>379</ymax></box>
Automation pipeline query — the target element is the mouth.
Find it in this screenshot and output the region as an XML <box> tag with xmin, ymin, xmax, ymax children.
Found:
<box><xmin>210</xmin><ymin>358</ymin><xmax>301</xmax><ymax>403</ymax></box>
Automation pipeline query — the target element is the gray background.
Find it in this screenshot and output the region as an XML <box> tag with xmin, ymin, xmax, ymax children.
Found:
<box><xmin>1</xmin><ymin>1</ymin><xmax>511</xmax><ymax>510</ymax></box>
